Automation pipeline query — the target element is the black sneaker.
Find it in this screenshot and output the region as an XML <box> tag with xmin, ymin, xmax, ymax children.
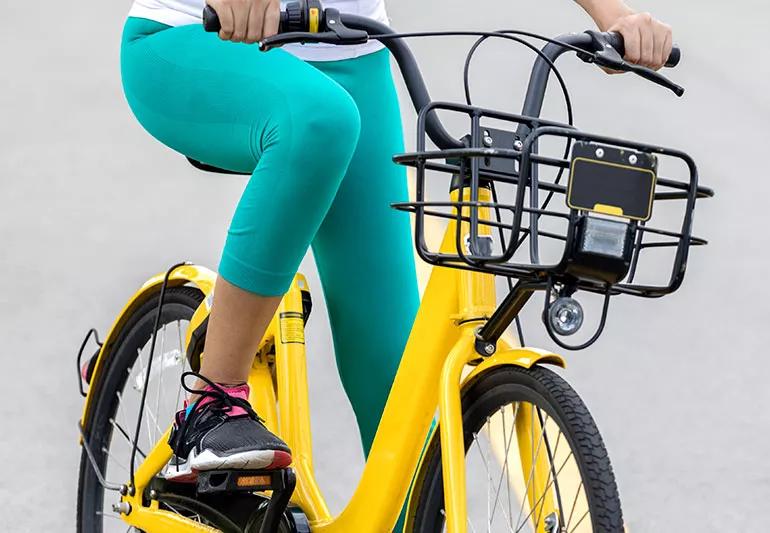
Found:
<box><xmin>164</xmin><ymin>372</ymin><xmax>292</xmax><ymax>481</ymax></box>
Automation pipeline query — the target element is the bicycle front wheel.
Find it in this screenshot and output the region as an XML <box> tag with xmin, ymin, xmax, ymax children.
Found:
<box><xmin>408</xmin><ymin>365</ymin><xmax>623</xmax><ymax>533</ymax></box>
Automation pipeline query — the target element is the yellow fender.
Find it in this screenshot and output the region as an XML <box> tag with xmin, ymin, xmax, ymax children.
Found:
<box><xmin>463</xmin><ymin>346</ymin><xmax>566</xmax><ymax>388</ymax></box>
<box><xmin>79</xmin><ymin>264</ymin><xmax>217</xmax><ymax>433</ymax></box>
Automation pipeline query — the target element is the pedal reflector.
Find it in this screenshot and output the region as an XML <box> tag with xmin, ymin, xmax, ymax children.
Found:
<box><xmin>236</xmin><ymin>474</ymin><xmax>272</xmax><ymax>488</ymax></box>
<box><xmin>197</xmin><ymin>468</ymin><xmax>292</xmax><ymax>494</ymax></box>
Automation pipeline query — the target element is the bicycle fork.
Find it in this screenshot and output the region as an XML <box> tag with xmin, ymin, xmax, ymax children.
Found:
<box><xmin>437</xmin><ymin>192</ymin><xmax>557</xmax><ymax>533</ymax></box>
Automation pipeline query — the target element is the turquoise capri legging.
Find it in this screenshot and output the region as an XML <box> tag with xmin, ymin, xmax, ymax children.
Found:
<box><xmin>121</xmin><ymin>17</ymin><xmax>419</xmax><ymax>456</ymax></box>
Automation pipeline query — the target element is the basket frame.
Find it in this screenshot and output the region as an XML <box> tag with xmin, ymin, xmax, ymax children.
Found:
<box><xmin>393</xmin><ymin>100</ymin><xmax>712</xmax><ymax>299</ymax></box>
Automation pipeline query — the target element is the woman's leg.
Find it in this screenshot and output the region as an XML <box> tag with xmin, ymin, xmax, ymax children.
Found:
<box><xmin>310</xmin><ymin>50</ymin><xmax>420</xmax><ymax>456</ymax></box>
<box><xmin>121</xmin><ymin>18</ymin><xmax>361</xmax><ymax>471</ymax></box>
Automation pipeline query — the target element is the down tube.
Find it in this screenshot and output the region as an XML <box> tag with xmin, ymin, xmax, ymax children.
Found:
<box><xmin>314</xmin><ymin>251</ymin><xmax>463</xmax><ymax>530</ymax></box>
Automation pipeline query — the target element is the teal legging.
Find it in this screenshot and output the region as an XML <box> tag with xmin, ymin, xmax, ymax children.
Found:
<box><xmin>121</xmin><ymin>18</ymin><xmax>419</xmax><ymax>456</ymax></box>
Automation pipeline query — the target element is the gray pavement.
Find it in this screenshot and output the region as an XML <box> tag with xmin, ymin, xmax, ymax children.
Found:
<box><xmin>1</xmin><ymin>0</ymin><xmax>767</xmax><ymax>531</ymax></box>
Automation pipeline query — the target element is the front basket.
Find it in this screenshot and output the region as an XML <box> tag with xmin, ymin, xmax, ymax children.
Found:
<box><xmin>393</xmin><ymin>101</ymin><xmax>713</xmax><ymax>299</ymax></box>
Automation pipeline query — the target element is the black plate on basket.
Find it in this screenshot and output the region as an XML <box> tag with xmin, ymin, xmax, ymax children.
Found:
<box><xmin>567</xmin><ymin>141</ymin><xmax>657</xmax><ymax>221</ymax></box>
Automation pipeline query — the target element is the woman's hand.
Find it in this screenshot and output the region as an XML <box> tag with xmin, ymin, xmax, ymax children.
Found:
<box><xmin>576</xmin><ymin>1</ymin><xmax>673</xmax><ymax>72</ymax></box>
<box><xmin>205</xmin><ymin>0</ymin><xmax>280</xmax><ymax>44</ymax></box>
<box><xmin>606</xmin><ymin>11</ymin><xmax>673</xmax><ymax>71</ymax></box>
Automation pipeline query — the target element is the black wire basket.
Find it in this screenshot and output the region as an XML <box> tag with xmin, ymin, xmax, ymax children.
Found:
<box><xmin>393</xmin><ymin>101</ymin><xmax>713</xmax><ymax>300</ymax></box>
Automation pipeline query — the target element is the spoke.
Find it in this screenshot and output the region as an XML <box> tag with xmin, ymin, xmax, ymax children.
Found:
<box><xmin>143</xmin><ymin>399</ymin><xmax>165</xmax><ymax>437</ymax></box>
<box><xmin>114</xmin><ymin>388</ymin><xmax>134</xmax><ymax>441</ymax></box>
<box><xmin>163</xmin><ymin>501</ymin><xmax>189</xmax><ymax>520</ymax></box>
<box><xmin>109</xmin><ymin>418</ymin><xmax>147</xmax><ymax>459</ymax></box>
<box><xmin>489</xmin><ymin>403</ymin><xmax>519</xmax><ymax>522</ymax></box>
<box><xmin>515</xmin><ymin>450</ymin><xmax>575</xmax><ymax>532</ymax></box>
<box><xmin>569</xmin><ymin>508</ymin><xmax>589</xmax><ymax>533</ymax></box>
<box><xmin>566</xmin><ymin>481</ymin><xmax>585</xmax><ymax>531</ymax></box>
<box><xmin>537</xmin><ymin>408</ymin><xmax>567</xmax><ymax>530</ymax></box>
<box><xmin>532</xmin><ymin>411</ymin><xmax>551</xmax><ymax>529</ymax></box>
<box><xmin>102</xmin><ymin>446</ymin><xmax>130</xmax><ymax>475</ymax></box>
<box><xmin>485</xmin><ymin>423</ymin><xmax>491</xmax><ymax>530</ymax></box>
<box><xmin>502</xmin><ymin>406</ymin><xmax>514</xmax><ymax>531</ymax></box>
<box><xmin>530</xmin><ymin>404</ymin><xmax>536</xmax><ymax>523</ymax></box>
<box><xmin>513</xmin><ymin>404</ymin><xmax>547</xmax><ymax>530</ymax></box>
<box><xmin>154</xmin><ymin>324</ymin><xmax>167</xmax><ymax>443</ymax></box>
<box><xmin>118</xmin><ymin>388</ymin><xmax>153</xmax><ymax>462</ymax></box>
<box><xmin>478</xmin><ymin>421</ymin><xmax>492</xmax><ymax>530</ymax></box>
<box><xmin>472</xmin><ymin>432</ymin><xmax>515</xmax><ymax>532</ymax></box>
<box><xmin>135</xmin><ymin>348</ymin><xmax>156</xmax><ymax>445</ymax></box>
<box><xmin>174</xmin><ymin>320</ymin><xmax>186</xmax><ymax>409</ymax></box>
<box><xmin>536</xmin><ymin>429</ymin><xmax>565</xmax><ymax>529</ymax></box>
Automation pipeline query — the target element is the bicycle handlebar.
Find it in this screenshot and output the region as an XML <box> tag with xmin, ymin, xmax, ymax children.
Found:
<box><xmin>605</xmin><ymin>31</ymin><xmax>680</xmax><ymax>68</ymax></box>
<box><xmin>202</xmin><ymin>4</ymin><xmax>683</xmax><ymax>149</ymax></box>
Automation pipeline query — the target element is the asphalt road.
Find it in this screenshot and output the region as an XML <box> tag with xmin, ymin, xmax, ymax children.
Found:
<box><xmin>1</xmin><ymin>0</ymin><xmax>767</xmax><ymax>531</ymax></box>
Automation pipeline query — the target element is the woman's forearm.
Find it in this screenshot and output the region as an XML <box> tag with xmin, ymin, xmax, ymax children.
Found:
<box><xmin>574</xmin><ymin>0</ymin><xmax>634</xmax><ymax>31</ymax></box>
<box><xmin>571</xmin><ymin>0</ymin><xmax>673</xmax><ymax>69</ymax></box>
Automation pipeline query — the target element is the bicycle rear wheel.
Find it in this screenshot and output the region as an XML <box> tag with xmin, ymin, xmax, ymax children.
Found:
<box><xmin>408</xmin><ymin>365</ymin><xmax>623</xmax><ymax>533</ymax></box>
<box><xmin>76</xmin><ymin>286</ymin><xmax>204</xmax><ymax>532</ymax></box>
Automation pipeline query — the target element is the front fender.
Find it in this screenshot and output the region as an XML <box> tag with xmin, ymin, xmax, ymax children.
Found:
<box><xmin>462</xmin><ymin>346</ymin><xmax>566</xmax><ymax>388</ymax></box>
<box><xmin>79</xmin><ymin>264</ymin><xmax>216</xmax><ymax>434</ymax></box>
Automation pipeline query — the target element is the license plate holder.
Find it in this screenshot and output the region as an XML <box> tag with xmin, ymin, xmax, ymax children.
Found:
<box><xmin>567</xmin><ymin>142</ymin><xmax>657</xmax><ymax>221</ymax></box>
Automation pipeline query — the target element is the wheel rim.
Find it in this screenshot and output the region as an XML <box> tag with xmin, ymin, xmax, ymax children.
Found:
<box><xmin>449</xmin><ymin>401</ymin><xmax>592</xmax><ymax>533</ymax></box>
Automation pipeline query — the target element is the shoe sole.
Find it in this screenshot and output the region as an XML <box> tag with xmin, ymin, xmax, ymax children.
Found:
<box><xmin>192</xmin><ymin>449</ymin><xmax>292</xmax><ymax>470</ymax></box>
<box><xmin>163</xmin><ymin>449</ymin><xmax>292</xmax><ymax>482</ymax></box>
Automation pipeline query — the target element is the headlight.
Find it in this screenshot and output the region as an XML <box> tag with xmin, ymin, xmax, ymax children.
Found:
<box><xmin>579</xmin><ymin>216</ymin><xmax>630</xmax><ymax>259</ymax></box>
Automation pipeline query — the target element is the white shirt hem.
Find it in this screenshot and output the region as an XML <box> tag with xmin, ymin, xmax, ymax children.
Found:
<box><xmin>127</xmin><ymin>3</ymin><xmax>388</xmax><ymax>62</ymax></box>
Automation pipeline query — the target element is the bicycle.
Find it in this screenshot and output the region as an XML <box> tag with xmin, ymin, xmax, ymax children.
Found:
<box><xmin>76</xmin><ymin>1</ymin><xmax>713</xmax><ymax>531</ymax></box>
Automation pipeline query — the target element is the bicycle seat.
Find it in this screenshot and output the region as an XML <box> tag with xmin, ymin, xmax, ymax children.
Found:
<box><xmin>187</xmin><ymin>157</ymin><xmax>250</xmax><ymax>176</ymax></box>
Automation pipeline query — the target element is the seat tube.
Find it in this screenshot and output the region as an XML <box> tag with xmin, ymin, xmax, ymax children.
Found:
<box><xmin>273</xmin><ymin>275</ymin><xmax>331</xmax><ymax>522</ymax></box>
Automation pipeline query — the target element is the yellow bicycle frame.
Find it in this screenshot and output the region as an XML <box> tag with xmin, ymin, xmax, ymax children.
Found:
<box><xmin>82</xmin><ymin>189</ymin><xmax>566</xmax><ymax>533</ymax></box>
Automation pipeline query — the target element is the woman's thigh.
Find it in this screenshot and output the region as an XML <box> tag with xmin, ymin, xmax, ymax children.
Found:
<box><xmin>121</xmin><ymin>19</ymin><xmax>363</xmax><ymax>295</ymax></box>
<box><xmin>121</xmin><ymin>19</ymin><xmax>357</xmax><ymax>173</ymax></box>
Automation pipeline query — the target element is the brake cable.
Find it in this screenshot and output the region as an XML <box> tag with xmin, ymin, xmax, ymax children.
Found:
<box><xmin>372</xmin><ymin>28</ymin><xmax>591</xmax><ymax>347</ymax></box>
<box><xmin>128</xmin><ymin>261</ymin><xmax>189</xmax><ymax>491</ymax></box>
<box><xmin>457</xmin><ymin>29</ymin><xmax>579</xmax><ymax>346</ymax></box>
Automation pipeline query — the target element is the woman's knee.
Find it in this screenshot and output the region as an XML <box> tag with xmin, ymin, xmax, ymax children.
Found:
<box><xmin>275</xmin><ymin>83</ymin><xmax>362</xmax><ymax>167</ymax></box>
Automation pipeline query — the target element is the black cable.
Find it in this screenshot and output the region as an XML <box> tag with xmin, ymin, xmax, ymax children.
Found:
<box><xmin>371</xmin><ymin>29</ymin><xmax>594</xmax><ymax>56</ymax></box>
<box><xmin>460</xmin><ymin>30</ymin><xmax>575</xmax><ymax>258</ymax></box>
<box><xmin>461</xmin><ymin>31</ymin><xmax>573</xmax><ymax>127</ymax></box>
<box><xmin>373</xmin><ymin>29</ymin><xmax>591</xmax><ymax>257</ymax></box>
<box><xmin>129</xmin><ymin>261</ymin><xmax>188</xmax><ymax>491</ymax></box>
<box><xmin>452</xmin><ymin>27</ymin><xmax>579</xmax><ymax>348</ymax></box>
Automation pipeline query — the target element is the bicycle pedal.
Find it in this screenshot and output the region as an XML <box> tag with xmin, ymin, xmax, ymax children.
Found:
<box><xmin>197</xmin><ymin>468</ymin><xmax>293</xmax><ymax>495</ymax></box>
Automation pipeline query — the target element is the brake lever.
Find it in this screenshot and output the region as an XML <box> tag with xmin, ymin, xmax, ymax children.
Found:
<box><xmin>578</xmin><ymin>30</ymin><xmax>685</xmax><ymax>97</ymax></box>
<box><xmin>624</xmin><ymin>62</ymin><xmax>685</xmax><ymax>97</ymax></box>
<box><xmin>259</xmin><ymin>8</ymin><xmax>368</xmax><ymax>51</ymax></box>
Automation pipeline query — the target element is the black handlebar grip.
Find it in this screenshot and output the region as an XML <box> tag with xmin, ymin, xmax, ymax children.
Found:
<box><xmin>202</xmin><ymin>5</ymin><xmax>289</xmax><ymax>33</ymax></box>
<box><xmin>202</xmin><ymin>5</ymin><xmax>221</xmax><ymax>32</ymax></box>
<box><xmin>606</xmin><ymin>31</ymin><xmax>681</xmax><ymax>67</ymax></box>
<box><xmin>666</xmin><ymin>47</ymin><xmax>681</xmax><ymax>68</ymax></box>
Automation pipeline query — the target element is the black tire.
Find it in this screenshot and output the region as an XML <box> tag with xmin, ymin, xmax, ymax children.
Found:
<box><xmin>408</xmin><ymin>365</ymin><xmax>623</xmax><ymax>533</ymax></box>
<box><xmin>77</xmin><ymin>286</ymin><xmax>203</xmax><ymax>533</ymax></box>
